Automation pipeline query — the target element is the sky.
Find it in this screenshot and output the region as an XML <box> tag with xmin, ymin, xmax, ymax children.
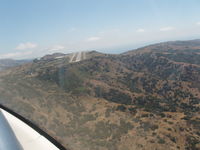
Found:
<box><xmin>0</xmin><ymin>0</ymin><xmax>200</xmax><ymax>59</ymax></box>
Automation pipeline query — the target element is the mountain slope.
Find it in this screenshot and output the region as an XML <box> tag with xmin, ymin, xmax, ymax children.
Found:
<box><xmin>0</xmin><ymin>40</ymin><xmax>200</xmax><ymax>150</ymax></box>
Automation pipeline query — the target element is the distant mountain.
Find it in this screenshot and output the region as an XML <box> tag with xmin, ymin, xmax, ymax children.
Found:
<box><xmin>0</xmin><ymin>59</ymin><xmax>31</xmax><ymax>71</ymax></box>
<box><xmin>0</xmin><ymin>40</ymin><xmax>199</xmax><ymax>150</ymax></box>
<box><xmin>124</xmin><ymin>39</ymin><xmax>200</xmax><ymax>55</ymax></box>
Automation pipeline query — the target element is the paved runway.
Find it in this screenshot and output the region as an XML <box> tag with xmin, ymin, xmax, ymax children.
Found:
<box><xmin>69</xmin><ymin>51</ymin><xmax>86</xmax><ymax>63</ymax></box>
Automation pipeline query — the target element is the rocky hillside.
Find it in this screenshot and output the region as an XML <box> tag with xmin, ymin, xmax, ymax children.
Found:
<box><xmin>0</xmin><ymin>40</ymin><xmax>200</xmax><ymax>150</ymax></box>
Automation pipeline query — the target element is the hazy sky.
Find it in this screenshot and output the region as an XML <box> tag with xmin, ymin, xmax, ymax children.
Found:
<box><xmin>0</xmin><ymin>0</ymin><xmax>200</xmax><ymax>59</ymax></box>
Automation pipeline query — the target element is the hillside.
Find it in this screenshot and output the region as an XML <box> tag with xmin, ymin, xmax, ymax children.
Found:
<box><xmin>0</xmin><ymin>40</ymin><xmax>200</xmax><ymax>150</ymax></box>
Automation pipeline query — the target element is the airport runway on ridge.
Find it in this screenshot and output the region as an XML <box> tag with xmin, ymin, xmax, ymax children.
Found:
<box><xmin>69</xmin><ymin>51</ymin><xmax>86</xmax><ymax>63</ymax></box>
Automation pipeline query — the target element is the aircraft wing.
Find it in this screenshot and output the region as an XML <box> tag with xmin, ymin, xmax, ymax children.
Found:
<box><xmin>0</xmin><ymin>107</ymin><xmax>64</xmax><ymax>150</ymax></box>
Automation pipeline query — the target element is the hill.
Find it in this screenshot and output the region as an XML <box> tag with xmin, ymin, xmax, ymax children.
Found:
<box><xmin>0</xmin><ymin>40</ymin><xmax>199</xmax><ymax>150</ymax></box>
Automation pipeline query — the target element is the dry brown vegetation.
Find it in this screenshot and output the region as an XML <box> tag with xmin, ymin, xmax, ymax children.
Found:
<box><xmin>0</xmin><ymin>41</ymin><xmax>200</xmax><ymax>150</ymax></box>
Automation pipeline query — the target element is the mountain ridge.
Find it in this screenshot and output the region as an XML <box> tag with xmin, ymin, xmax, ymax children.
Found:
<box><xmin>0</xmin><ymin>40</ymin><xmax>199</xmax><ymax>150</ymax></box>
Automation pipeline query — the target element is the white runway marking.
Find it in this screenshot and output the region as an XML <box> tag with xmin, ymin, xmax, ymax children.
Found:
<box><xmin>70</xmin><ymin>52</ymin><xmax>77</xmax><ymax>62</ymax></box>
<box><xmin>69</xmin><ymin>51</ymin><xmax>86</xmax><ymax>63</ymax></box>
<box><xmin>76</xmin><ymin>52</ymin><xmax>82</xmax><ymax>62</ymax></box>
